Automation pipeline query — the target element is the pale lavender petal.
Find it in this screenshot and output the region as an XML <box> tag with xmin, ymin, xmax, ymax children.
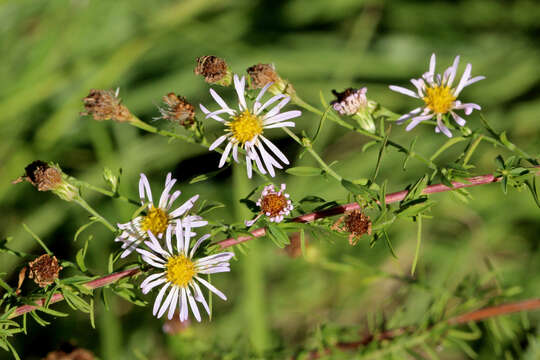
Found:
<box><xmin>264</xmin><ymin>96</ymin><xmax>291</xmax><ymax>119</ymax></box>
<box><xmin>153</xmin><ymin>282</ymin><xmax>171</xmax><ymax>316</ymax></box>
<box><xmin>397</xmin><ymin>107</ymin><xmax>423</xmax><ymax>124</ymax></box>
<box><xmin>179</xmin><ymin>287</ymin><xmax>188</xmax><ymax>322</ymax></box>
<box><xmin>260</xmin><ymin>135</ymin><xmax>289</xmax><ymax>165</ymax></box>
<box><xmin>447</xmin><ymin>55</ymin><xmax>460</xmax><ymax>87</ymax></box>
<box><xmin>169</xmin><ymin>195</ymin><xmax>199</xmax><ymax>218</ymax></box>
<box><xmin>436</xmin><ymin>117</ymin><xmax>453</xmax><ymax>138</ymax></box>
<box><xmin>405</xmin><ymin>114</ymin><xmax>434</xmax><ymax>131</ymax></box>
<box><xmin>264</xmin><ymin>121</ymin><xmax>295</xmax><ymax>129</ymax></box>
<box><xmin>139</xmin><ymin>173</ymin><xmax>152</xmax><ymax>205</ymax></box>
<box><xmin>209</xmin><ymin>135</ymin><xmax>228</xmax><ymax>151</ymax></box>
<box><xmin>186</xmin><ymin>286</ymin><xmax>201</xmax><ymax>322</ymax></box>
<box><xmin>263</xmin><ymin>110</ymin><xmax>301</xmax><ymax>125</ymax></box>
<box><xmin>218</xmin><ymin>141</ymin><xmax>233</xmax><ymax>168</ymax></box>
<box><xmin>389</xmin><ymin>85</ymin><xmax>419</xmax><ymax>99</ymax></box>
<box><xmin>255</xmin><ymin>94</ymin><xmax>286</xmax><ymax>115</ymax></box>
<box><xmin>451</xmin><ymin>111</ymin><xmax>466</xmax><ymax>126</ymax></box>
<box><xmin>253</xmin><ymin>82</ymin><xmax>273</xmax><ymax>113</ymax></box>
<box><xmin>200</xmin><ymin>104</ymin><xmax>226</xmax><ymax>123</ymax></box>
<box><xmin>189</xmin><ymin>234</ymin><xmax>211</xmax><ymax>258</ymax></box>
<box><xmin>192</xmin><ymin>282</ymin><xmax>211</xmax><ymax>315</ymax></box>
<box><xmin>210</xmin><ymin>88</ymin><xmax>233</xmax><ymax>112</ymax></box>
<box><xmin>158</xmin><ymin>285</ymin><xmax>177</xmax><ymax>319</ymax></box>
<box><xmin>234</xmin><ymin>74</ymin><xmax>247</xmax><ymax>111</ymax></box>
<box><xmin>159</xmin><ymin>177</ymin><xmax>176</xmax><ymax>209</ymax></box>
<box><xmin>142</xmin><ymin>277</ymin><xmax>167</xmax><ymax>295</ymax></box>
<box><xmin>167</xmin><ymin>286</ymin><xmax>180</xmax><ymax>320</ymax></box>
<box><xmin>454</xmin><ymin>63</ymin><xmax>472</xmax><ymax>96</ymax></box>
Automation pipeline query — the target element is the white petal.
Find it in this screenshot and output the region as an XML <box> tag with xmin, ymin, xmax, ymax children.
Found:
<box><xmin>166</xmin><ymin>190</ymin><xmax>181</xmax><ymax>210</ymax></box>
<box><xmin>255</xmin><ymin>94</ymin><xmax>286</xmax><ymax>115</ymax></box>
<box><xmin>428</xmin><ymin>53</ymin><xmax>436</xmax><ymax>75</ymax></box>
<box><xmin>454</xmin><ymin>63</ymin><xmax>472</xmax><ymax>96</ymax></box>
<box><xmin>264</xmin><ymin>96</ymin><xmax>291</xmax><ymax>119</ymax></box>
<box><xmin>264</xmin><ymin>121</ymin><xmax>295</xmax><ymax>129</ymax></box>
<box><xmin>405</xmin><ymin>114</ymin><xmax>434</xmax><ymax>131</ymax></box>
<box><xmin>210</xmin><ymin>88</ymin><xmax>233</xmax><ymax>112</ymax></box>
<box><xmin>210</xmin><ymin>134</ymin><xmax>228</xmax><ymax>151</ymax></box>
<box><xmin>169</xmin><ymin>194</ymin><xmax>199</xmax><ymax>218</ymax></box>
<box><xmin>153</xmin><ymin>282</ymin><xmax>171</xmax><ymax>316</ymax></box>
<box><xmin>246</xmin><ymin>156</ymin><xmax>253</xmax><ymax>179</ymax></box>
<box><xmin>247</xmin><ymin>146</ymin><xmax>267</xmax><ymax>175</ymax></box>
<box><xmin>253</xmin><ymin>82</ymin><xmax>273</xmax><ymax>113</ymax></box>
<box><xmin>139</xmin><ymin>173</ymin><xmax>152</xmax><ymax>205</ymax></box>
<box><xmin>167</xmin><ymin>286</ymin><xmax>180</xmax><ymax>320</ymax></box>
<box><xmin>142</xmin><ymin>277</ymin><xmax>167</xmax><ymax>295</ymax></box>
<box><xmin>186</xmin><ymin>286</ymin><xmax>201</xmax><ymax>322</ymax></box>
<box><xmin>200</xmin><ymin>104</ymin><xmax>226</xmax><ymax>123</ymax></box>
<box><xmin>158</xmin><ymin>177</ymin><xmax>176</xmax><ymax>209</ymax></box>
<box><xmin>183</xmin><ymin>222</ymin><xmax>192</xmax><ymax>257</ymax></box>
<box><xmin>389</xmin><ymin>85</ymin><xmax>419</xmax><ymax>98</ymax></box>
<box><xmin>219</xmin><ymin>141</ymin><xmax>233</xmax><ymax>168</ymax></box>
<box><xmin>447</xmin><ymin>55</ymin><xmax>460</xmax><ymax>87</ymax></box>
<box><xmin>263</xmin><ymin>110</ymin><xmax>301</xmax><ymax>125</ymax></box>
<box><xmin>190</xmin><ymin>234</ymin><xmax>211</xmax><ymax>258</ymax></box>
<box><xmin>175</xmin><ymin>219</ymin><xmax>184</xmax><ymax>253</ymax></box>
<box><xmin>260</xmin><ymin>135</ymin><xmax>289</xmax><ymax>165</ymax></box>
<box><xmin>195</xmin><ymin>276</ymin><xmax>227</xmax><ymax>301</ymax></box>
<box><xmin>192</xmin><ymin>282</ymin><xmax>211</xmax><ymax>316</ymax></box>
<box><xmin>179</xmin><ymin>287</ymin><xmax>188</xmax><ymax>321</ymax></box>
<box><xmin>158</xmin><ymin>285</ymin><xmax>178</xmax><ymax>319</ymax></box>
<box><xmin>397</xmin><ymin>107</ymin><xmax>423</xmax><ymax>124</ymax></box>
<box><xmin>451</xmin><ymin>111</ymin><xmax>466</xmax><ymax>126</ymax></box>
<box><xmin>232</xmin><ymin>143</ymin><xmax>239</xmax><ymax>162</ymax></box>
<box><xmin>234</xmin><ymin>74</ymin><xmax>248</xmax><ymax>111</ymax></box>
<box><xmin>436</xmin><ymin>117</ymin><xmax>453</xmax><ymax>138</ymax></box>
<box><xmin>198</xmin><ymin>266</ymin><xmax>230</xmax><ymax>274</ymax></box>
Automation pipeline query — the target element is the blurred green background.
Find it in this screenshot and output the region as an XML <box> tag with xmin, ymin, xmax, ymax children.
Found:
<box><xmin>1</xmin><ymin>0</ymin><xmax>539</xmax><ymax>358</ymax></box>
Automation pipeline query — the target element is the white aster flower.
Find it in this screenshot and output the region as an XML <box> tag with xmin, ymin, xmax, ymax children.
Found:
<box><xmin>245</xmin><ymin>183</ymin><xmax>293</xmax><ymax>226</ymax></box>
<box><xmin>138</xmin><ymin>220</ymin><xmax>234</xmax><ymax>322</ymax></box>
<box><xmin>389</xmin><ymin>53</ymin><xmax>485</xmax><ymax>137</ymax></box>
<box><xmin>115</xmin><ymin>173</ymin><xmax>207</xmax><ymax>258</ymax></box>
<box><xmin>200</xmin><ymin>74</ymin><xmax>301</xmax><ymax>178</ymax></box>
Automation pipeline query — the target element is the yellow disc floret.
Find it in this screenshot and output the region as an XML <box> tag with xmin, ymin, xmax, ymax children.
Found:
<box><xmin>423</xmin><ymin>85</ymin><xmax>456</xmax><ymax>114</ymax></box>
<box><xmin>166</xmin><ymin>255</ymin><xmax>196</xmax><ymax>287</ymax></box>
<box><xmin>228</xmin><ymin>110</ymin><xmax>263</xmax><ymax>144</ymax></box>
<box><xmin>140</xmin><ymin>206</ymin><xmax>169</xmax><ymax>235</ymax></box>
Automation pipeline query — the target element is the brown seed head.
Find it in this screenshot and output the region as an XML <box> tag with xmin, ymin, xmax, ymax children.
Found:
<box><xmin>260</xmin><ymin>193</ymin><xmax>289</xmax><ymax>217</ymax></box>
<box><xmin>194</xmin><ymin>56</ymin><xmax>230</xmax><ymax>85</ymax></box>
<box><xmin>44</xmin><ymin>348</ymin><xmax>94</xmax><ymax>360</ymax></box>
<box><xmin>246</xmin><ymin>63</ymin><xmax>280</xmax><ymax>89</ymax></box>
<box><xmin>331</xmin><ymin>88</ymin><xmax>368</xmax><ymax>116</ymax></box>
<box><xmin>13</xmin><ymin>160</ymin><xmax>63</xmax><ymax>191</ymax></box>
<box><xmin>81</xmin><ymin>89</ymin><xmax>132</xmax><ymax>122</ymax></box>
<box><xmin>28</xmin><ymin>254</ymin><xmax>62</xmax><ymax>288</ymax></box>
<box><xmin>344</xmin><ymin>210</ymin><xmax>372</xmax><ymax>237</ymax></box>
<box><xmin>158</xmin><ymin>93</ymin><xmax>195</xmax><ymax>127</ymax></box>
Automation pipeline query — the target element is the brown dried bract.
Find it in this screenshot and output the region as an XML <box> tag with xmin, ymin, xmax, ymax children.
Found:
<box><xmin>332</xmin><ymin>209</ymin><xmax>372</xmax><ymax>245</ymax></box>
<box><xmin>246</xmin><ymin>63</ymin><xmax>280</xmax><ymax>89</ymax></box>
<box><xmin>81</xmin><ymin>89</ymin><xmax>131</xmax><ymax>122</ymax></box>
<box><xmin>28</xmin><ymin>254</ymin><xmax>62</xmax><ymax>288</ymax></box>
<box><xmin>12</xmin><ymin>160</ymin><xmax>63</xmax><ymax>191</ymax></box>
<box><xmin>159</xmin><ymin>93</ymin><xmax>195</xmax><ymax>127</ymax></box>
<box><xmin>194</xmin><ymin>56</ymin><xmax>229</xmax><ymax>84</ymax></box>
<box><xmin>44</xmin><ymin>348</ymin><xmax>94</xmax><ymax>360</ymax></box>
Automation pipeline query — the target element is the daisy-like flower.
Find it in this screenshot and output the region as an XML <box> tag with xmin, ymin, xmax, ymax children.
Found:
<box><xmin>115</xmin><ymin>173</ymin><xmax>207</xmax><ymax>258</ymax></box>
<box><xmin>138</xmin><ymin>220</ymin><xmax>234</xmax><ymax>322</ymax></box>
<box><xmin>389</xmin><ymin>54</ymin><xmax>485</xmax><ymax>137</ymax></box>
<box><xmin>245</xmin><ymin>184</ymin><xmax>293</xmax><ymax>226</ymax></box>
<box><xmin>200</xmin><ymin>74</ymin><xmax>301</xmax><ymax>178</ymax></box>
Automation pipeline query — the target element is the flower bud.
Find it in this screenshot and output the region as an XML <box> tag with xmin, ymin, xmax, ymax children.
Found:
<box><xmin>194</xmin><ymin>56</ymin><xmax>232</xmax><ymax>86</ymax></box>
<box><xmin>28</xmin><ymin>254</ymin><xmax>62</xmax><ymax>288</ymax></box>
<box><xmin>81</xmin><ymin>88</ymin><xmax>132</xmax><ymax>122</ymax></box>
<box><xmin>157</xmin><ymin>93</ymin><xmax>196</xmax><ymax>127</ymax></box>
<box><xmin>246</xmin><ymin>63</ymin><xmax>295</xmax><ymax>98</ymax></box>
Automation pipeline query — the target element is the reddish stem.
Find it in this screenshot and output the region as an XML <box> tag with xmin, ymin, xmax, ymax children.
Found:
<box><xmin>307</xmin><ymin>298</ymin><xmax>540</xmax><ymax>359</ymax></box>
<box><xmin>9</xmin><ymin>268</ymin><xmax>140</xmax><ymax>319</ymax></box>
<box><xmin>218</xmin><ymin>173</ymin><xmax>502</xmax><ymax>249</ymax></box>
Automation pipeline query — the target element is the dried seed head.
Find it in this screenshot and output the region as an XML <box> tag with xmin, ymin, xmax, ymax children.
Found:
<box><xmin>44</xmin><ymin>348</ymin><xmax>94</xmax><ymax>360</ymax></box>
<box><xmin>81</xmin><ymin>89</ymin><xmax>132</xmax><ymax>122</ymax></box>
<box><xmin>331</xmin><ymin>88</ymin><xmax>368</xmax><ymax>116</ymax></box>
<box><xmin>246</xmin><ymin>63</ymin><xmax>295</xmax><ymax>97</ymax></box>
<box><xmin>13</xmin><ymin>160</ymin><xmax>63</xmax><ymax>191</ymax></box>
<box><xmin>13</xmin><ymin>161</ymin><xmax>79</xmax><ymax>201</ymax></box>
<box><xmin>260</xmin><ymin>193</ymin><xmax>289</xmax><ymax>218</ymax></box>
<box><xmin>194</xmin><ymin>56</ymin><xmax>231</xmax><ymax>86</ymax></box>
<box><xmin>344</xmin><ymin>210</ymin><xmax>372</xmax><ymax>238</ymax></box>
<box><xmin>157</xmin><ymin>93</ymin><xmax>195</xmax><ymax>127</ymax></box>
<box><xmin>28</xmin><ymin>254</ymin><xmax>62</xmax><ymax>288</ymax></box>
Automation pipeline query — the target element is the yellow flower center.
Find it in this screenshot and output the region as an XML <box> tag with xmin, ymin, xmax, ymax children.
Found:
<box><xmin>228</xmin><ymin>110</ymin><xmax>263</xmax><ymax>144</ymax></box>
<box><xmin>423</xmin><ymin>85</ymin><xmax>456</xmax><ymax>114</ymax></box>
<box><xmin>140</xmin><ymin>206</ymin><xmax>169</xmax><ymax>235</ymax></box>
<box><xmin>260</xmin><ymin>193</ymin><xmax>288</xmax><ymax>217</ymax></box>
<box><xmin>166</xmin><ymin>255</ymin><xmax>196</xmax><ymax>287</ymax></box>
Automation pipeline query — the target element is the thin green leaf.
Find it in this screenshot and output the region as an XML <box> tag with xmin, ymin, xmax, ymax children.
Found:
<box><xmin>411</xmin><ymin>216</ymin><xmax>422</xmax><ymax>276</ymax></box>
<box><xmin>285</xmin><ymin>166</ymin><xmax>322</xmax><ymax>177</ymax></box>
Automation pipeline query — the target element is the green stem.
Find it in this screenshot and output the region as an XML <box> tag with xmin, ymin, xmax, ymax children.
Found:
<box><xmin>69</xmin><ymin>177</ymin><xmax>139</xmax><ymax>206</ymax></box>
<box><xmin>74</xmin><ymin>197</ymin><xmax>116</xmax><ymax>233</ymax></box>
<box><xmin>294</xmin><ymin>98</ymin><xmax>436</xmax><ymax>168</ymax></box>
<box><xmin>281</xmin><ymin>127</ymin><xmax>343</xmax><ymax>181</ymax></box>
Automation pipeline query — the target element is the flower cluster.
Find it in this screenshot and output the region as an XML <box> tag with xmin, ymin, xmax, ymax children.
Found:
<box><xmin>116</xmin><ymin>173</ymin><xmax>234</xmax><ymax>322</ymax></box>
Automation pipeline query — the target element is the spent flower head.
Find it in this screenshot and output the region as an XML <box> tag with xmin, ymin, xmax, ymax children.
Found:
<box><xmin>245</xmin><ymin>183</ymin><xmax>293</xmax><ymax>226</ymax></box>
<box><xmin>332</xmin><ymin>209</ymin><xmax>372</xmax><ymax>245</ymax></box>
<box><xmin>194</xmin><ymin>55</ymin><xmax>232</xmax><ymax>86</ymax></box>
<box><xmin>28</xmin><ymin>254</ymin><xmax>62</xmax><ymax>288</ymax></box>
<box><xmin>201</xmin><ymin>74</ymin><xmax>301</xmax><ymax>178</ymax></box>
<box><xmin>115</xmin><ymin>173</ymin><xmax>207</xmax><ymax>258</ymax></box>
<box><xmin>137</xmin><ymin>220</ymin><xmax>234</xmax><ymax>322</ymax></box>
<box><xmin>389</xmin><ymin>53</ymin><xmax>485</xmax><ymax>137</ymax></box>
<box><xmin>156</xmin><ymin>93</ymin><xmax>196</xmax><ymax>128</ymax></box>
<box><xmin>13</xmin><ymin>161</ymin><xmax>79</xmax><ymax>201</ymax></box>
<box><xmin>247</xmin><ymin>63</ymin><xmax>295</xmax><ymax>98</ymax></box>
<box><xmin>81</xmin><ymin>88</ymin><xmax>132</xmax><ymax>122</ymax></box>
